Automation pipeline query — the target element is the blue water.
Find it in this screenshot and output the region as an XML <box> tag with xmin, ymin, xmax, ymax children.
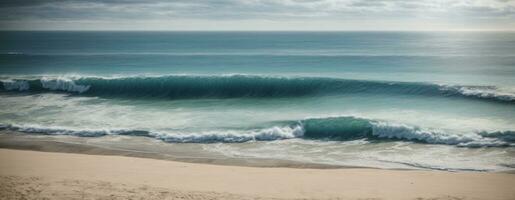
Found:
<box><xmin>1</xmin><ymin>31</ymin><xmax>514</xmax><ymax>171</ymax></box>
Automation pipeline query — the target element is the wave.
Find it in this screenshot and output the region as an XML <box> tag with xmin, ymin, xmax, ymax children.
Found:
<box><xmin>39</xmin><ymin>77</ymin><xmax>90</xmax><ymax>93</ymax></box>
<box><xmin>1</xmin><ymin>116</ymin><xmax>514</xmax><ymax>147</ymax></box>
<box><xmin>1</xmin><ymin>75</ymin><xmax>514</xmax><ymax>103</ymax></box>
<box><xmin>1</xmin><ymin>78</ymin><xmax>89</xmax><ymax>93</ymax></box>
<box><xmin>1</xmin><ymin>80</ymin><xmax>30</xmax><ymax>91</ymax></box>
<box><xmin>442</xmin><ymin>85</ymin><xmax>515</xmax><ymax>102</ymax></box>
<box><xmin>299</xmin><ymin>117</ymin><xmax>513</xmax><ymax>147</ymax></box>
<box><xmin>0</xmin><ymin>124</ymin><xmax>302</xmax><ymax>143</ymax></box>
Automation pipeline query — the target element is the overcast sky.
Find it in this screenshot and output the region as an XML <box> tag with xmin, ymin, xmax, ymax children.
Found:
<box><xmin>1</xmin><ymin>0</ymin><xmax>514</xmax><ymax>31</ymax></box>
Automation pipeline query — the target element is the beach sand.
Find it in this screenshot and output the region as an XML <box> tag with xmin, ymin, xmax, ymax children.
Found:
<box><xmin>1</xmin><ymin>149</ymin><xmax>514</xmax><ymax>200</ymax></box>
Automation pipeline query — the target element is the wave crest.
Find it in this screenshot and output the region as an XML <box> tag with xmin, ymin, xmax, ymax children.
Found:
<box><xmin>1</xmin><ymin>78</ymin><xmax>90</xmax><ymax>93</ymax></box>
<box><xmin>2</xmin><ymin>80</ymin><xmax>30</xmax><ymax>91</ymax></box>
<box><xmin>40</xmin><ymin>78</ymin><xmax>90</xmax><ymax>93</ymax></box>
<box><xmin>441</xmin><ymin>85</ymin><xmax>515</xmax><ymax>102</ymax></box>
<box><xmin>0</xmin><ymin>123</ymin><xmax>303</xmax><ymax>143</ymax></box>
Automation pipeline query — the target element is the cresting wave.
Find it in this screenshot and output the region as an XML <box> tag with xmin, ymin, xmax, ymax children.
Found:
<box><xmin>1</xmin><ymin>75</ymin><xmax>514</xmax><ymax>102</ymax></box>
<box><xmin>1</xmin><ymin>117</ymin><xmax>513</xmax><ymax>147</ymax></box>
<box><xmin>1</xmin><ymin>78</ymin><xmax>89</xmax><ymax>93</ymax></box>
<box><xmin>0</xmin><ymin>123</ymin><xmax>303</xmax><ymax>143</ymax></box>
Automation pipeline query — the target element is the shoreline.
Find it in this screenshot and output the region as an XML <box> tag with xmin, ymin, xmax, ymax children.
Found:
<box><xmin>1</xmin><ymin>148</ymin><xmax>515</xmax><ymax>200</ymax></box>
<box><xmin>1</xmin><ymin>130</ymin><xmax>515</xmax><ymax>173</ymax></box>
<box><xmin>0</xmin><ymin>130</ymin><xmax>354</xmax><ymax>169</ymax></box>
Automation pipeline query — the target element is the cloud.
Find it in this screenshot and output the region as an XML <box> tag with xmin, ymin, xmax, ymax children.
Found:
<box><xmin>0</xmin><ymin>0</ymin><xmax>514</xmax><ymax>30</ymax></box>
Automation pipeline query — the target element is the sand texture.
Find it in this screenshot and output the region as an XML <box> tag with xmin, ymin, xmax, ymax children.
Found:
<box><xmin>1</xmin><ymin>149</ymin><xmax>514</xmax><ymax>200</ymax></box>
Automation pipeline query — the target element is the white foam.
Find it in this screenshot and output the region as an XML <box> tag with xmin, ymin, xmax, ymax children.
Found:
<box><xmin>442</xmin><ymin>85</ymin><xmax>515</xmax><ymax>101</ymax></box>
<box><xmin>1</xmin><ymin>123</ymin><xmax>304</xmax><ymax>143</ymax></box>
<box><xmin>371</xmin><ymin>121</ymin><xmax>508</xmax><ymax>147</ymax></box>
<box><xmin>40</xmin><ymin>78</ymin><xmax>90</xmax><ymax>93</ymax></box>
<box><xmin>2</xmin><ymin>80</ymin><xmax>30</xmax><ymax>91</ymax></box>
<box><xmin>152</xmin><ymin>125</ymin><xmax>304</xmax><ymax>143</ymax></box>
<box><xmin>2</xmin><ymin>123</ymin><xmax>130</xmax><ymax>137</ymax></box>
<box><xmin>459</xmin><ymin>86</ymin><xmax>515</xmax><ymax>101</ymax></box>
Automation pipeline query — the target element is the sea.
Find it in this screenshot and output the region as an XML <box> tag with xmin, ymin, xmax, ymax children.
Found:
<box><xmin>1</xmin><ymin>31</ymin><xmax>514</xmax><ymax>171</ymax></box>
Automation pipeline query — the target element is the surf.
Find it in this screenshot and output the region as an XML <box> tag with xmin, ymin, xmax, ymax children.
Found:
<box><xmin>2</xmin><ymin>116</ymin><xmax>513</xmax><ymax>147</ymax></box>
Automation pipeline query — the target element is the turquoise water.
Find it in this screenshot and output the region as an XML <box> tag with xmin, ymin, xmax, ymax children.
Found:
<box><xmin>1</xmin><ymin>31</ymin><xmax>514</xmax><ymax>171</ymax></box>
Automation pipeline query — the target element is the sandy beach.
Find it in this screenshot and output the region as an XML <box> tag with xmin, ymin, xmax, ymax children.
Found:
<box><xmin>0</xmin><ymin>149</ymin><xmax>514</xmax><ymax>200</ymax></box>
<box><xmin>2</xmin><ymin>3</ymin><xmax>515</xmax><ymax>200</ymax></box>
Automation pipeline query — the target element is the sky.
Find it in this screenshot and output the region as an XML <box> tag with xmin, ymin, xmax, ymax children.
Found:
<box><xmin>0</xmin><ymin>0</ymin><xmax>514</xmax><ymax>31</ymax></box>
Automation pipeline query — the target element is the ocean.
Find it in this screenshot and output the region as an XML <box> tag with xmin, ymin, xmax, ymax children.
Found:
<box><xmin>1</xmin><ymin>31</ymin><xmax>514</xmax><ymax>171</ymax></box>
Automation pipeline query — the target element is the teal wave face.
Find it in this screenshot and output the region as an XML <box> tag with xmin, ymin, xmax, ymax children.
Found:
<box><xmin>1</xmin><ymin>75</ymin><xmax>514</xmax><ymax>103</ymax></box>
<box><xmin>301</xmin><ymin>117</ymin><xmax>373</xmax><ymax>140</ymax></box>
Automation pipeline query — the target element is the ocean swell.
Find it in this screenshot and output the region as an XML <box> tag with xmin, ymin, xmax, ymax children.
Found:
<box><xmin>1</xmin><ymin>75</ymin><xmax>513</xmax><ymax>103</ymax></box>
<box><xmin>0</xmin><ymin>75</ymin><xmax>510</xmax><ymax>102</ymax></box>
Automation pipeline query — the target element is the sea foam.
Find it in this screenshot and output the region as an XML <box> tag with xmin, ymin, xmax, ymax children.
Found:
<box><xmin>1</xmin><ymin>80</ymin><xmax>30</xmax><ymax>91</ymax></box>
<box><xmin>40</xmin><ymin>78</ymin><xmax>90</xmax><ymax>93</ymax></box>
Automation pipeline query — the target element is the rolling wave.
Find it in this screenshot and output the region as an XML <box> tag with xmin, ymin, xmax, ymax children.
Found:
<box><xmin>1</xmin><ymin>116</ymin><xmax>513</xmax><ymax>147</ymax></box>
<box><xmin>299</xmin><ymin>117</ymin><xmax>513</xmax><ymax>147</ymax></box>
<box><xmin>0</xmin><ymin>123</ymin><xmax>302</xmax><ymax>143</ymax></box>
<box><xmin>1</xmin><ymin>75</ymin><xmax>514</xmax><ymax>102</ymax></box>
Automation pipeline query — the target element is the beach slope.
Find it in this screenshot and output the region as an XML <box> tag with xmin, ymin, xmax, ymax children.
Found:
<box><xmin>0</xmin><ymin>149</ymin><xmax>514</xmax><ymax>200</ymax></box>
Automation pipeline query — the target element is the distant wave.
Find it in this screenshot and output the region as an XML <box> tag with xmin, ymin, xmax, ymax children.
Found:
<box><xmin>5</xmin><ymin>52</ymin><xmax>24</xmax><ymax>55</ymax></box>
<box><xmin>1</xmin><ymin>75</ymin><xmax>514</xmax><ymax>103</ymax></box>
<box><xmin>442</xmin><ymin>85</ymin><xmax>515</xmax><ymax>102</ymax></box>
<box><xmin>1</xmin><ymin>116</ymin><xmax>513</xmax><ymax>147</ymax></box>
<box><xmin>3</xmin><ymin>52</ymin><xmax>515</xmax><ymax>57</ymax></box>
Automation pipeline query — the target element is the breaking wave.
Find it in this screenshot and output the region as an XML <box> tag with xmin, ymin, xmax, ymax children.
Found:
<box><xmin>1</xmin><ymin>75</ymin><xmax>513</xmax><ymax>103</ymax></box>
<box><xmin>299</xmin><ymin>117</ymin><xmax>513</xmax><ymax>147</ymax></box>
<box><xmin>1</xmin><ymin>78</ymin><xmax>89</xmax><ymax>93</ymax></box>
<box><xmin>1</xmin><ymin>80</ymin><xmax>30</xmax><ymax>91</ymax></box>
<box><xmin>0</xmin><ymin>123</ymin><xmax>302</xmax><ymax>143</ymax></box>
<box><xmin>1</xmin><ymin>116</ymin><xmax>513</xmax><ymax>147</ymax></box>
